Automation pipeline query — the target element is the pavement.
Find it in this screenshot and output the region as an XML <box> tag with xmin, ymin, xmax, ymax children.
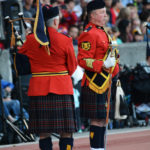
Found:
<box><xmin>0</xmin><ymin>126</ymin><xmax>150</xmax><ymax>150</ymax></box>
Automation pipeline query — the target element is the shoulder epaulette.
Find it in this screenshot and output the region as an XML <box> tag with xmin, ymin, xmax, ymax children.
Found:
<box><xmin>61</xmin><ymin>33</ymin><xmax>71</xmax><ymax>38</ymax></box>
<box><xmin>84</xmin><ymin>26</ymin><xmax>92</xmax><ymax>32</ymax></box>
<box><xmin>96</xmin><ymin>26</ymin><xmax>104</xmax><ymax>30</ymax></box>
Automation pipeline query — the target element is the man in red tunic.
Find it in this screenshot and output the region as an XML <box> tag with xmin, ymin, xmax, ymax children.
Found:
<box><xmin>19</xmin><ymin>5</ymin><xmax>77</xmax><ymax>150</ymax></box>
<box><xmin>78</xmin><ymin>1</ymin><xmax>119</xmax><ymax>150</ymax></box>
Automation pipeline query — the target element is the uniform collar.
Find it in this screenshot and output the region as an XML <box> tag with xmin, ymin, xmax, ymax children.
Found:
<box><xmin>47</xmin><ymin>27</ymin><xmax>58</xmax><ymax>33</ymax></box>
<box><xmin>86</xmin><ymin>22</ymin><xmax>104</xmax><ymax>30</ymax></box>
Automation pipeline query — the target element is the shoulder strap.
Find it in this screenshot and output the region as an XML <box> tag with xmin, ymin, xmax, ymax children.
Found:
<box><xmin>84</xmin><ymin>26</ymin><xmax>92</xmax><ymax>32</ymax></box>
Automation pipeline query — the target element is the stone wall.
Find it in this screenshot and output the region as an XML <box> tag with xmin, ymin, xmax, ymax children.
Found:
<box><xmin>118</xmin><ymin>42</ymin><xmax>147</xmax><ymax>67</ymax></box>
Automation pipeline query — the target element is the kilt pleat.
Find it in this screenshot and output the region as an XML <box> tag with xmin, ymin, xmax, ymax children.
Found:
<box><xmin>80</xmin><ymin>86</ymin><xmax>114</xmax><ymax>120</ymax></box>
<box><xmin>29</xmin><ymin>94</ymin><xmax>77</xmax><ymax>134</ymax></box>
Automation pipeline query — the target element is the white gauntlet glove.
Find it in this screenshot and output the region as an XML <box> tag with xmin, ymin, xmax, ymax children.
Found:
<box><xmin>103</xmin><ymin>52</ymin><xmax>116</xmax><ymax>69</ymax></box>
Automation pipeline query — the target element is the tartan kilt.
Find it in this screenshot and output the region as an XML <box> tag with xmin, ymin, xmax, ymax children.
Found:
<box><xmin>80</xmin><ymin>86</ymin><xmax>114</xmax><ymax>120</ymax></box>
<box><xmin>29</xmin><ymin>93</ymin><xmax>77</xmax><ymax>134</ymax></box>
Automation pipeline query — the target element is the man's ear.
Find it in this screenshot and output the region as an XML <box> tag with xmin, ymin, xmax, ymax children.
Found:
<box><xmin>90</xmin><ymin>12</ymin><xmax>94</xmax><ymax>19</ymax></box>
<box><xmin>54</xmin><ymin>18</ymin><xmax>57</xmax><ymax>26</ymax></box>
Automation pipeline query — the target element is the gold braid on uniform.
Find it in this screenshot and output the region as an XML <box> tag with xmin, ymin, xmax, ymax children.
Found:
<box><xmin>83</xmin><ymin>58</ymin><xmax>95</xmax><ymax>68</ymax></box>
<box><xmin>10</xmin><ymin>22</ymin><xmax>15</xmax><ymax>48</ymax></box>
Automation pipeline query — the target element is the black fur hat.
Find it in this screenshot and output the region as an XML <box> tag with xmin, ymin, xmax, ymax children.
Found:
<box><xmin>42</xmin><ymin>5</ymin><xmax>59</xmax><ymax>21</ymax></box>
<box><xmin>87</xmin><ymin>0</ymin><xmax>105</xmax><ymax>13</ymax></box>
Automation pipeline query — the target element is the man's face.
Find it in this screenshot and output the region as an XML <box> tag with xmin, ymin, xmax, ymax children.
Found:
<box><xmin>68</xmin><ymin>27</ymin><xmax>79</xmax><ymax>39</ymax></box>
<box><xmin>41</xmin><ymin>0</ymin><xmax>50</xmax><ymax>4</ymax></box>
<box><xmin>57</xmin><ymin>0</ymin><xmax>64</xmax><ymax>4</ymax></box>
<box><xmin>55</xmin><ymin>17</ymin><xmax>60</xmax><ymax>29</ymax></box>
<box><xmin>25</xmin><ymin>0</ymin><xmax>33</xmax><ymax>5</ymax></box>
<box><xmin>145</xmin><ymin>4</ymin><xmax>150</xmax><ymax>10</ymax></box>
<box><xmin>116</xmin><ymin>1</ymin><xmax>123</xmax><ymax>10</ymax></box>
<box><xmin>67</xmin><ymin>1</ymin><xmax>75</xmax><ymax>11</ymax></box>
<box><xmin>104</xmin><ymin>0</ymin><xmax>112</xmax><ymax>8</ymax></box>
<box><xmin>91</xmin><ymin>8</ymin><xmax>107</xmax><ymax>26</ymax></box>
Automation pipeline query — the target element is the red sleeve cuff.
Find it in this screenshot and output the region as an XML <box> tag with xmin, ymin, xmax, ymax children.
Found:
<box><xmin>112</xmin><ymin>63</ymin><xmax>119</xmax><ymax>78</ymax></box>
<box><xmin>92</xmin><ymin>60</ymin><xmax>104</xmax><ymax>73</ymax></box>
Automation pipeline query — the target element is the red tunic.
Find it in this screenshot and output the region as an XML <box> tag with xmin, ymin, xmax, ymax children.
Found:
<box><xmin>19</xmin><ymin>27</ymin><xmax>77</xmax><ymax>96</ymax></box>
<box><xmin>77</xmin><ymin>22</ymin><xmax>119</xmax><ymax>86</ymax></box>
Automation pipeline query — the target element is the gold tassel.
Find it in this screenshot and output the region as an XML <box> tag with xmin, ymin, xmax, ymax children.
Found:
<box><xmin>10</xmin><ymin>22</ymin><xmax>15</xmax><ymax>48</ymax></box>
<box><xmin>45</xmin><ymin>45</ymin><xmax>50</xmax><ymax>55</ymax></box>
<box><xmin>13</xmin><ymin>53</ymin><xmax>18</xmax><ymax>77</ymax></box>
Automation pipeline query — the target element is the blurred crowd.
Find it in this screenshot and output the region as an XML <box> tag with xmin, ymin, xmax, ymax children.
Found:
<box><xmin>22</xmin><ymin>0</ymin><xmax>150</xmax><ymax>46</ymax></box>
<box><xmin>0</xmin><ymin>0</ymin><xmax>150</xmax><ymax>138</ymax></box>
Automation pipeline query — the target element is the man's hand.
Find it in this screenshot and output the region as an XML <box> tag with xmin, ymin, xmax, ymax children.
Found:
<box><xmin>103</xmin><ymin>52</ymin><xmax>116</xmax><ymax>69</ymax></box>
